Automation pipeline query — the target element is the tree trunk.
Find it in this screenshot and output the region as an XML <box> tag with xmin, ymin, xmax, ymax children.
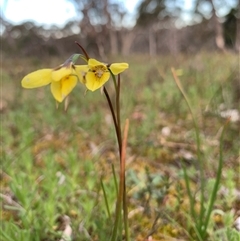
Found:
<box><xmin>235</xmin><ymin>7</ymin><xmax>240</xmax><ymax>52</ymax></box>
<box><xmin>121</xmin><ymin>30</ymin><xmax>135</xmax><ymax>56</ymax></box>
<box><xmin>109</xmin><ymin>30</ymin><xmax>118</xmax><ymax>55</ymax></box>
<box><xmin>149</xmin><ymin>27</ymin><xmax>157</xmax><ymax>56</ymax></box>
<box><xmin>168</xmin><ymin>28</ymin><xmax>179</xmax><ymax>56</ymax></box>
<box><xmin>209</xmin><ymin>0</ymin><xmax>225</xmax><ymax>51</ymax></box>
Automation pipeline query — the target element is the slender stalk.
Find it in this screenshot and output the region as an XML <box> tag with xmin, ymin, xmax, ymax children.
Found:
<box><xmin>182</xmin><ymin>163</ymin><xmax>197</xmax><ymax>221</ymax></box>
<box><xmin>74</xmin><ymin>43</ymin><xmax>129</xmax><ymax>240</ymax></box>
<box><xmin>101</xmin><ymin>179</ymin><xmax>111</xmax><ymax>219</ymax></box>
<box><xmin>75</xmin><ymin>41</ymin><xmax>90</xmax><ymax>60</ymax></box>
<box><xmin>109</xmin><ymin>72</ymin><xmax>122</xmax><ymax>157</ymax></box>
<box><xmin>107</xmin><ymin>81</ymin><xmax>130</xmax><ymax>241</ymax></box>
<box><xmin>116</xmin><ymin>74</ymin><xmax>122</xmax><ymax>158</ymax></box>
<box><xmin>112</xmin><ymin>164</ymin><xmax>118</xmax><ymax>195</ymax></box>
<box><xmin>201</xmin><ymin>119</ymin><xmax>229</xmax><ymax>239</ymax></box>
<box><xmin>110</xmin><ymin>191</ymin><xmax>122</xmax><ymax>241</ymax></box>
<box><xmin>172</xmin><ymin>68</ymin><xmax>229</xmax><ymax>239</ymax></box>
<box><xmin>171</xmin><ymin>68</ymin><xmax>199</xmax><ymax>222</ymax></box>
<box><xmin>104</xmin><ymin>84</ymin><xmax>123</xmax><ymax>241</ymax></box>
<box><xmin>115</xmin><ymin>74</ymin><xmax>129</xmax><ymax>240</ymax></box>
<box><xmin>103</xmin><ymin>87</ymin><xmax>121</xmax><ymax>152</ymax></box>
<box><xmin>121</xmin><ymin>119</ymin><xmax>130</xmax><ymax>241</ymax></box>
<box><xmin>110</xmin><ymin>141</ymin><xmax>125</xmax><ymax>241</ymax></box>
<box><xmin>110</xmin><ymin>71</ymin><xmax>118</xmax><ymax>93</ymax></box>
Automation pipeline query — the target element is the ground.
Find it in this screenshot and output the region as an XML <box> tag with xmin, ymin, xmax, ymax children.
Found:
<box><xmin>1</xmin><ymin>52</ymin><xmax>240</xmax><ymax>241</ymax></box>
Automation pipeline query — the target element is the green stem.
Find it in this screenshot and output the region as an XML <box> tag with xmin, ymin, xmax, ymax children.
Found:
<box><xmin>101</xmin><ymin>179</ymin><xmax>111</xmax><ymax>219</ymax></box>
<box><xmin>105</xmin><ymin>74</ymin><xmax>130</xmax><ymax>241</ymax></box>
<box><xmin>121</xmin><ymin>119</ymin><xmax>130</xmax><ymax>241</ymax></box>
<box><xmin>109</xmin><ymin>71</ymin><xmax>122</xmax><ymax>157</ymax></box>
<box><xmin>116</xmin><ymin>74</ymin><xmax>122</xmax><ymax>158</ymax></box>
<box><xmin>104</xmin><ymin>85</ymin><xmax>122</xmax><ymax>241</ymax></box>
<box><xmin>112</xmin><ymin>164</ymin><xmax>118</xmax><ymax>195</ymax></box>
<box><xmin>103</xmin><ymin>87</ymin><xmax>121</xmax><ymax>152</ymax></box>
<box><xmin>110</xmin><ymin>155</ymin><xmax>124</xmax><ymax>241</ymax></box>
<box><xmin>201</xmin><ymin>120</ymin><xmax>229</xmax><ymax>238</ymax></box>
<box><xmin>182</xmin><ymin>163</ymin><xmax>197</xmax><ymax>221</ymax></box>
<box><xmin>115</xmin><ymin>75</ymin><xmax>130</xmax><ymax>241</ymax></box>
<box><xmin>172</xmin><ymin>68</ymin><xmax>199</xmax><ymax>223</ymax></box>
<box><xmin>111</xmin><ymin>72</ymin><xmax>118</xmax><ymax>94</ymax></box>
<box><xmin>110</xmin><ymin>191</ymin><xmax>122</xmax><ymax>241</ymax></box>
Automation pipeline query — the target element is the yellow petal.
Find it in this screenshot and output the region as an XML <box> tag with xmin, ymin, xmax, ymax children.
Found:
<box><xmin>88</xmin><ymin>58</ymin><xmax>104</xmax><ymax>68</ymax></box>
<box><xmin>21</xmin><ymin>69</ymin><xmax>52</xmax><ymax>88</ymax></box>
<box><xmin>50</xmin><ymin>76</ymin><xmax>78</xmax><ymax>102</ymax></box>
<box><xmin>52</xmin><ymin>66</ymin><xmax>72</xmax><ymax>82</ymax></box>
<box><xmin>85</xmin><ymin>72</ymin><xmax>110</xmax><ymax>91</ymax></box>
<box><xmin>109</xmin><ymin>63</ymin><xmax>129</xmax><ymax>75</ymax></box>
<box><xmin>74</xmin><ymin>65</ymin><xmax>89</xmax><ymax>84</ymax></box>
<box><xmin>61</xmin><ymin>76</ymin><xmax>78</xmax><ymax>98</ymax></box>
<box><xmin>50</xmin><ymin>81</ymin><xmax>62</xmax><ymax>102</ymax></box>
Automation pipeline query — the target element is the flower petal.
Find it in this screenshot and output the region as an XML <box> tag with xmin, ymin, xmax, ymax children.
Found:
<box><xmin>50</xmin><ymin>81</ymin><xmax>62</xmax><ymax>102</ymax></box>
<box><xmin>50</xmin><ymin>76</ymin><xmax>78</xmax><ymax>102</ymax></box>
<box><xmin>61</xmin><ymin>76</ymin><xmax>78</xmax><ymax>99</ymax></box>
<box><xmin>109</xmin><ymin>63</ymin><xmax>129</xmax><ymax>75</ymax></box>
<box><xmin>21</xmin><ymin>69</ymin><xmax>52</xmax><ymax>88</ymax></box>
<box><xmin>52</xmin><ymin>66</ymin><xmax>72</xmax><ymax>82</ymax></box>
<box><xmin>74</xmin><ymin>65</ymin><xmax>89</xmax><ymax>84</ymax></box>
<box><xmin>85</xmin><ymin>72</ymin><xmax>110</xmax><ymax>91</ymax></box>
<box><xmin>88</xmin><ymin>58</ymin><xmax>104</xmax><ymax>68</ymax></box>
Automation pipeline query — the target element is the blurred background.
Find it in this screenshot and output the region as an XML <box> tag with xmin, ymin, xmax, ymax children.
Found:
<box><xmin>1</xmin><ymin>0</ymin><xmax>239</xmax><ymax>58</ymax></box>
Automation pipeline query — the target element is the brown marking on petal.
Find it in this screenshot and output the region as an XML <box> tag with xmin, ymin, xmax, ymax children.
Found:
<box><xmin>90</xmin><ymin>65</ymin><xmax>108</xmax><ymax>79</ymax></box>
<box><xmin>82</xmin><ymin>72</ymin><xmax>87</xmax><ymax>84</ymax></box>
<box><xmin>53</xmin><ymin>63</ymin><xmax>74</xmax><ymax>75</ymax></box>
<box><xmin>53</xmin><ymin>64</ymin><xmax>64</xmax><ymax>71</ymax></box>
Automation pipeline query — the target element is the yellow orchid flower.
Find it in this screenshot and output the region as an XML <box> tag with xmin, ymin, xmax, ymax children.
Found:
<box><xmin>21</xmin><ymin>55</ymin><xmax>88</xmax><ymax>102</ymax></box>
<box><xmin>84</xmin><ymin>58</ymin><xmax>129</xmax><ymax>91</ymax></box>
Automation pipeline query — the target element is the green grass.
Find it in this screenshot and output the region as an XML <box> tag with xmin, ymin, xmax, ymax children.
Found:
<box><xmin>1</xmin><ymin>51</ymin><xmax>239</xmax><ymax>240</ymax></box>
